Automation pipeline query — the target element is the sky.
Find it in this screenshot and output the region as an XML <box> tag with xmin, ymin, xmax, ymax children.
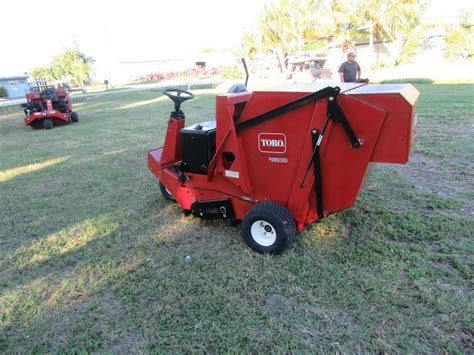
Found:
<box><xmin>1</xmin><ymin>0</ymin><xmax>471</xmax><ymax>77</ymax></box>
<box><xmin>1</xmin><ymin>0</ymin><xmax>268</xmax><ymax>76</ymax></box>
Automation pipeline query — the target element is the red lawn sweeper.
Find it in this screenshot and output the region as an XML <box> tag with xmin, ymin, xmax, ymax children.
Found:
<box><xmin>22</xmin><ymin>80</ymin><xmax>78</xmax><ymax>129</ymax></box>
<box><xmin>148</xmin><ymin>76</ymin><xmax>419</xmax><ymax>254</ymax></box>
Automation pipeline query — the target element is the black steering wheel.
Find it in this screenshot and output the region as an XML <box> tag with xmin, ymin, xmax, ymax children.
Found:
<box><xmin>163</xmin><ymin>88</ymin><xmax>195</xmax><ymax>112</ymax></box>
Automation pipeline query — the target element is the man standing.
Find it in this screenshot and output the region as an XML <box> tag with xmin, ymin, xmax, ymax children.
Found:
<box><xmin>338</xmin><ymin>52</ymin><xmax>361</xmax><ymax>83</ymax></box>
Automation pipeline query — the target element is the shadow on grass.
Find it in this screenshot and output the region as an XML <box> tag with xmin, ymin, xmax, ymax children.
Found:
<box><xmin>0</xmin><ymin>119</ymin><xmax>368</xmax><ymax>352</ymax></box>
<box><xmin>0</xmin><ymin>203</ymin><xmax>198</xmax><ymax>351</ymax></box>
<box><xmin>0</xmin><ymin>91</ymin><xmax>220</xmax><ymax>295</ymax></box>
<box><xmin>1</xmin><ymin>203</ymin><xmax>360</xmax><ymax>352</ymax></box>
<box><xmin>0</xmin><ymin>90</ymin><xmax>218</xmax><ymax>252</ymax></box>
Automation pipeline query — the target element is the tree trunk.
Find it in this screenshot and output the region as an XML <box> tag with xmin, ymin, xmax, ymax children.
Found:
<box><xmin>298</xmin><ymin>29</ymin><xmax>304</xmax><ymax>56</ymax></box>
<box><xmin>275</xmin><ymin>47</ymin><xmax>287</xmax><ymax>74</ymax></box>
<box><xmin>77</xmin><ymin>74</ymin><xmax>85</xmax><ymax>93</ymax></box>
<box><xmin>368</xmin><ymin>19</ymin><xmax>375</xmax><ymax>67</ymax></box>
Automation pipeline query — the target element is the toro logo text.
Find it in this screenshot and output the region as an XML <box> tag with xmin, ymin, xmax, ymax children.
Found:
<box><xmin>258</xmin><ymin>133</ymin><xmax>287</xmax><ymax>154</ymax></box>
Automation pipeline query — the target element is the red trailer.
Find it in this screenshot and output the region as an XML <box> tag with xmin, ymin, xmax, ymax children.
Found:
<box><xmin>148</xmin><ymin>83</ymin><xmax>419</xmax><ymax>254</ymax></box>
<box><xmin>22</xmin><ymin>82</ymin><xmax>78</xmax><ymax>129</ymax></box>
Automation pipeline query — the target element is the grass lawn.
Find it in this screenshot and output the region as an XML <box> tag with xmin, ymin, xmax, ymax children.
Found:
<box><xmin>0</xmin><ymin>84</ymin><xmax>473</xmax><ymax>352</ymax></box>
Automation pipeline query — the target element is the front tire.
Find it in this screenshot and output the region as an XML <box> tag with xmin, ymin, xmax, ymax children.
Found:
<box><xmin>241</xmin><ymin>201</ymin><xmax>296</xmax><ymax>254</ymax></box>
<box><xmin>71</xmin><ymin>112</ymin><xmax>79</xmax><ymax>122</ymax></box>
<box><xmin>43</xmin><ymin>118</ymin><xmax>53</xmax><ymax>129</ymax></box>
<box><xmin>30</xmin><ymin>120</ymin><xmax>42</xmax><ymax>129</ymax></box>
<box><xmin>159</xmin><ymin>182</ymin><xmax>175</xmax><ymax>201</ymax></box>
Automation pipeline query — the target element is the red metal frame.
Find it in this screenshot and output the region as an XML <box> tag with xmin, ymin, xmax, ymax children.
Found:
<box><xmin>148</xmin><ymin>85</ymin><xmax>419</xmax><ymax>232</ymax></box>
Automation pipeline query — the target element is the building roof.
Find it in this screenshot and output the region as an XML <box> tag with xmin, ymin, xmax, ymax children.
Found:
<box><xmin>0</xmin><ymin>76</ymin><xmax>29</xmax><ymax>81</ymax></box>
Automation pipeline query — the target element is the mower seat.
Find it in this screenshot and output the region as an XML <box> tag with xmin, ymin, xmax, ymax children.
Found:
<box><xmin>43</xmin><ymin>88</ymin><xmax>58</xmax><ymax>102</ymax></box>
<box><xmin>227</xmin><ymin>83</ymin><xmax>247</xmax><ymax>94</ymax></box>
<box><xmin>53</xmin><ymin>100</ymin><xmax>68</xmax><ymax>113</ymax></box>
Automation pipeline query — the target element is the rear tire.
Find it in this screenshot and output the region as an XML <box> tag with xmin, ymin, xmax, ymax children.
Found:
<box><xmin>71</xmin><ymin>112</ymin><xmax>79</xmax><ymax>122</ymax></box>
<box><xmin>43</xmin><ymin>118</ymin><xmax>53</xmax><ymax>129</ymax></box>
<box><xmin>30</xmin><ymin>121</ymin><xmax>42</xmax><ymax>129</ymax></box>
<box><xmin>241</xmin><ymin>201</ymin><xmax>296</xmax><ymax>254</ymax></box>
<box><xmin>159</xmin><ymin>182</ymin><xmax>175</xmax><ymax>201</ymax></box>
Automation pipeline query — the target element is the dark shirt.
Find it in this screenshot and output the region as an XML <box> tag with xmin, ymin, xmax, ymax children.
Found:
<box><xmin>338</xmin><ymin>61</ymin><xmax>361</xmax><ymax>82</ymax></box>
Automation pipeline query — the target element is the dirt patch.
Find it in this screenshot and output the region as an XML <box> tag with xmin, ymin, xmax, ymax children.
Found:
<box><xmin>395</xmin><ymin>151</ymin><xmax>474</xmax><ymax>218</ymax></box>
<box><xmin>398</xmin><ymin>152</ymin><xmax>473</xmax><ymax>204</ymax></box>
<box><xmin>111</xmin><ymin>331</ymin><xmax>145</xmax><ymax>354</ymax></box>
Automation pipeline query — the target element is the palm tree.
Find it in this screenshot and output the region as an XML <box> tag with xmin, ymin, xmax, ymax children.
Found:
<box><xmin>314</xmin><ymin>0</ymin><xmax>355</xmax><ymax>62</ymax></box>
<box><xmin>53</xmin><ymin>49</ymin><xmax>93</xmax><ymax>91</ymax></box>
<box><xmin>384</xmin><ymin>0</ymin><xmax>427</xmax><ymax>64</ymax></box>
<box><xmin>236</xmin><ymin>29</ymin><xmax>260</xmax><ymax>60</ymax></box>
<box><xmin>30</xmin><ymin>65</ymin><xmax>62</xmax><ymax>81</ymax></box>
<box><xmin>258</xmin><ymin>0</ymin><xmax>293</xmax><ymax>72</ymax></box>
<box><xmin>257</xmin><ymin>0</ymin><xmax>319</xmax><ymax>72</ymax></box>
<box><xmin>350</xmin><ymin>0</ymin><xmax>426</xmax><ymax>65</ymax></box>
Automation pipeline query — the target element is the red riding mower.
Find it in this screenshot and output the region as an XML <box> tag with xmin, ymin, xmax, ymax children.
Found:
<box><xmin>148</xmin><ymin>78</ymin><xmax>419</xmax><ymax>254</ymax></box>
<box><xmin>22</xmin><ymin>81</ymin><xmax>78</xmax><ymax>129</ymax></box>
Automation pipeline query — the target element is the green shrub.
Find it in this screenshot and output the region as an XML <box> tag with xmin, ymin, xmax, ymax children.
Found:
<box><xmin>379</xmin><ymin>78</ymin><xmax>434</xmax><ymax>84</ymax></box>
<box><xmin>0</xmin><ymin>86</ymin><xmax>7</xmax><ymax>98</ymax></box>
<box><xmin>444</xmin><ymin>26</ymin><xmax>474</xmax><ymax>60</ymax></box>
<box><xmin>220</xmin><ymin>66</ymin><xmax>244</xmax><ymax>80</ymax></box>
<box><xmin>371</xmin><ymin>58</ymin><xmax>392</xmax><ymax>70</ymax></box>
